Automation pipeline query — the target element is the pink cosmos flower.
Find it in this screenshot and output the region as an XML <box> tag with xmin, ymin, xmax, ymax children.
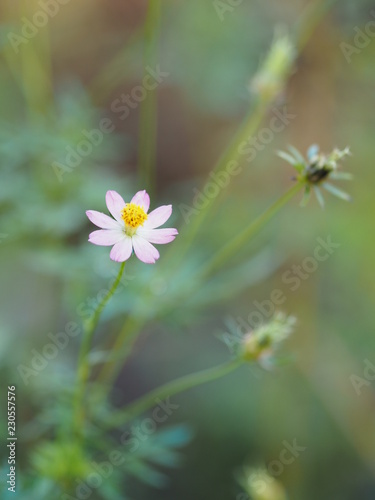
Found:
<box><xmin>86</xmin><ymin>190</ymin><xmax>178</xmax><ymax>264</ymax></box>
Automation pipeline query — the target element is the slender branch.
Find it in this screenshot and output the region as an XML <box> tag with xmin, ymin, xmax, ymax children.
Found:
<box><xmin>197</xmin><ymin>182</ymin><xmax>304</xmax><ymax>280</ymax></box>
<box><xmin>97</xmin><ymin>314</ymin><xmax>143</xmax><ymax>385</ymax></box>
<box><xmin>106</xmin><ymin>358</ymin><xmax>244</xmax><ymax>429</ymax></box>
<box><xmin>168</xmin><ymin>100</ymin><xmax>268</xmax><ymax>266</ymax></box>
<box><xmin>295</xmin><ymin>0</ymin><xmax>338</xmax><ymax>51</ymax></box>
<box><xmin>73</xmin><ymin>262</ymin><xmax>126</xmax><ymax>436</ymax></box>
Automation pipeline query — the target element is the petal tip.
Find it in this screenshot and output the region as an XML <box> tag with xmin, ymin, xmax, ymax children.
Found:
<box><xmin>106</xmin><ymin>190</ymin><xmax>120</xmax><ymax>201</ymax></box>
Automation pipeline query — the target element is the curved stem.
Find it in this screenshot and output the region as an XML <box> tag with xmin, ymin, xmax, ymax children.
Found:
<box><xmin>73</xmin><ymin>261</ymin><xmax>126</xmax><ymax>437</ymax></box>
<box><xmin>295</xmin><ymin>0</ymin><xmax>338</xmax><ymax>52</ymax></box>
<box><xmin>107</xmin><ymin>358</ymin><xmax>244</xmax><ymax>429</ymax></box>
<box><xmin>197</xmin><ymin>182</ymin><xmax>304</xmax><ymax>280</ymax></box>
<box><xmin>164</xmin><ymin>100</ymin><xmax>268</xmax><ymax>274</ymax></box>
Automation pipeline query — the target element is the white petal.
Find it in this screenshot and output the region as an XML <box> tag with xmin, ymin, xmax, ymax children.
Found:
<box><xmin>86</xmin><ymin>210</ymin><xmax>122</xmax><ymax>230</ymax></box>
<box><xmin>143</xmin><ymin>205</ymin><xmax>172</xmax><ymax>229</ymax></box>
<box><xmin>88</xmin><ymin>229</ymin><xmax>125</xmax><ymax>246</ymax></box>
<box><xmin>109</xmin><ymin>237</ymin><xmax>133</xmax><ymax>262</ymax></box>
<box><xmin>106</xmin><ymin>190</ymin><xmax>126</xmax><ymax>223</ymax></box>
<box><xmin>131</xmin><ymin>190</ymin><xmax>150</xmax><ymax>212</ymax></box>
<box><xmin>132</xmin><ymin>235</ymin><xmax>160</xmax><ymax>264</ymax></box>
<box><xmin>137</xmin><ymin>227</ymin><xmax>178</xmax><ymax>244</ymax></box>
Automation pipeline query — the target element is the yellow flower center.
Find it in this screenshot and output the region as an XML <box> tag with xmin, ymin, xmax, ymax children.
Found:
<box><xmin>121</xmin><ymin>203</ymin><xmax>147</xmax><ymax>235</ymax></box>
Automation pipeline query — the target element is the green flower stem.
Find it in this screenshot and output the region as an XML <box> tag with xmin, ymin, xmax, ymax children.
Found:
<box><xmin>295</xmin><ymin>0</ymin><xmax>338</xmax><ymax>51</ymax></box>
<box><xmin>106</xmin><ymin>358</ymin><xmax>244</xmax><ymax>429</ymax></box>
<box><xmin>97</xmin><ymin>314</ymin><xmax>143</xmax><ymax>384</ymax></box>
<box><xmin>73</xmin><ymin>261</ymin><xmax>126</xmax><ymax>436</ymax></box>
<box><xmin>139</xmin><ymin>0</ymin><xmax>162</xmax><ymax>194</ymax></box>
<box><xmin>197</xmin><ymin>181</ymin><xmax>304</xmax><ymax>280</ymax></box>
<box><xmin>164</xmin><ymin>99</ymin><xmax>268</xmax><ymax>274</ymax></box>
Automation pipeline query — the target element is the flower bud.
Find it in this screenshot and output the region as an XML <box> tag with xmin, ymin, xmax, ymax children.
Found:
<box><xmin>278</xmin><ymin>144</ymin><xmax>353</xmax><ymax>207</ymax></box>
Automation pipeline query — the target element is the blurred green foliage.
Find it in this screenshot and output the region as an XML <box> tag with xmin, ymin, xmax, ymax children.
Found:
<box><xmin>1</xmin><ymin>0</ymin><xmax>375</xmax><ymax>499</ymax></box>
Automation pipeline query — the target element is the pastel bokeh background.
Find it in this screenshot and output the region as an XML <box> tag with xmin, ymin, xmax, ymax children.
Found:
<box><xmin>1</xmin><ymin>0</ymin><xmax>375</xmax><ymax>498</ymax></box>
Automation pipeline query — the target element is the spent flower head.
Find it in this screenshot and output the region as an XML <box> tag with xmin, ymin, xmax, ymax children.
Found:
<box><xmin>220</xmin><ymin>313</ymin><xmax>296</xmax><ymax>369</ymax></box>
<box><xmin>240</xmin><ymin>312</ymin><xmax>296</xmax><ymax>367</ymax></box>
<box><xmin>278</xmin><ymin>144</ymin><xmax>352</xmax><ymax>207</ymax></box>
<box><xmin>86</xmin><ymin>190</ymin><xmax>177</xmax><ymax>263</ymax></box>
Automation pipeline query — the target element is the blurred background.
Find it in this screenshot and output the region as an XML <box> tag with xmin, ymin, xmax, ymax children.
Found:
<box><xmin>1</xmin><ymin>0</ymin><xmax>375</xmax><ymax>498</ymax></box>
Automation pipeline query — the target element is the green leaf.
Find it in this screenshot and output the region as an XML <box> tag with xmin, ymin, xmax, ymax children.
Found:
<box><xmin>277</xmin><ymin>150</ymin><xmax>297</xmax><ymax>166</ymax></box>
<box><xmin>150</xmin><ymin>424</ymin><xmax>194</xmax><ymax>448</ymax></box>
<box><xmin>323</xmin><ymin>182</ymin><xmax>352</xmax><ymax>202</ymax></box>
<box><xmin>287</xmin><ymin>144</ymin><xmax>306</xmax><ymax>165</ymax></box>
<box><xmin>125</xmin><ymin>459</ymin><xmax>169</xmax><ymax>488</ymax></box>
<box><xmin>330</xmin><ymin>171</ymin><xmax>353</xmax><ymax>181</ymax></box>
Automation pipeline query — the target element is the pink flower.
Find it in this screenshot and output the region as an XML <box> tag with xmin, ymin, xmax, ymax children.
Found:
<box><xmin>86</xmin><ymin>190</ymin><xmax>178</xmax><ymax>264</ymax></box>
